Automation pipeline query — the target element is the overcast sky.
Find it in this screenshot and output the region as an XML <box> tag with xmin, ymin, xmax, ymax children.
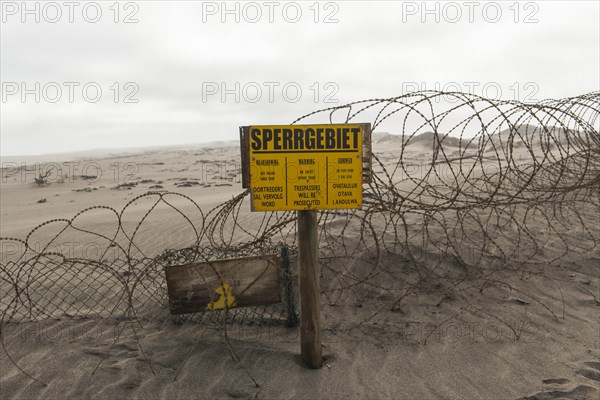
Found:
<box><xmin>1</xmin><ymin>0</ymin><xmax>599</xmax><ymax>156</ymax></box>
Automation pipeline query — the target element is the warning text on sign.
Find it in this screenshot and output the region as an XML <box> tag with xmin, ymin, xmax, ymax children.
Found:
<box><xmin>247</xmin><ymin>124</ymin><xmax>365</xmax><ymax>211</ymax></box>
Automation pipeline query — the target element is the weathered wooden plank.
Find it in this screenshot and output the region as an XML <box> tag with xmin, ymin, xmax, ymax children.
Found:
<box><xmin>164</xmin><ymin>254</ymin><xmax>281</xmax><ymax>315</ymax></box>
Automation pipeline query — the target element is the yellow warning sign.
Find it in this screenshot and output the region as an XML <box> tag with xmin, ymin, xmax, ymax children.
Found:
<box><xmin>245</xmin><ymin>124</ymin><xmax>367</xmax><ymax>211</ymax></box>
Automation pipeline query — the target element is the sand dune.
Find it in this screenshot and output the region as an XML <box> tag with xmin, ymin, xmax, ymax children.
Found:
<box><xmin>1</xmin><ymin>135</ymin><xmax>598</xmax><ymax>399</ymax></box>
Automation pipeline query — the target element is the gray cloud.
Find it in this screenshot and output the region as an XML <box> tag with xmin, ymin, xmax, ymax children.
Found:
<box><xmin>1</xmin><ymin>1</ymin><xmax>598</xmax><ymax>155</ymax></box>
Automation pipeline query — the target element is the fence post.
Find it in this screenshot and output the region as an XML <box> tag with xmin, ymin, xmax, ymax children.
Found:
<box><xmin>297</xmin><ymin>210</ymin><xmax>322</xmax><ymax>369</ymax></box>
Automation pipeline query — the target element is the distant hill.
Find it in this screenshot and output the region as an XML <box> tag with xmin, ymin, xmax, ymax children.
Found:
<box><xmin>489</xmin><ymin>124</ymin><xmax>584</xmax><ymax>148</ymax></box>
<box><xmin>371</xmin><ymin>132</ymin><xmax>394</xmax><ymax>142</ymax></box>
<box><xmin>405</xmin><ymin>131</ymin><xmax>462</xmax><ymax>147</ymax></box>
<box><xmin>496</xmin><ymin>124</ymin><xmax>575</xmax><ymax>139</ymax></box>
<box><xmin>372</xmin><ymin>131</ymin><xmax>463</xmax><ymax>148</ymax></box>
<box><xmin>372</xmin><ymin>124</ymin><xmax>591</xmax><ymax>151</ymax></box>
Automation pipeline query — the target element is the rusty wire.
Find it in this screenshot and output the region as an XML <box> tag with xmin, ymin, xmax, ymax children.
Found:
<box><xmin>1</xmin><ymin>90</ymin><xmax>598</xmax><ymax>384</ymax></box>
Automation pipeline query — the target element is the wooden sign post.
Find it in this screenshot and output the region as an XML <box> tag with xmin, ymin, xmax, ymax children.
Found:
<box><xmin>240</xmin><ymin>123</ymin><xmax>372</xmax><ymax>369</ymax></box>
<box><xmin>297</xmin><ymin>209</ymin><xmax>321</xmax><ymax>368</ymax></box>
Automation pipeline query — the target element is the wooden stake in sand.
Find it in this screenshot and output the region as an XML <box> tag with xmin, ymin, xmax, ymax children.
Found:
<box><xmin>297</xmin><ymin>209</ymin><xmax>322</xmax><ymax>369</ymax></box>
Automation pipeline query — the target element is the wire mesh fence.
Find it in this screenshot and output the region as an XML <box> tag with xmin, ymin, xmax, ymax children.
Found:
<box><xmin>0</xmin><ymin>192</ymin><xmax>298</xmax><ymax>326</ymax></box>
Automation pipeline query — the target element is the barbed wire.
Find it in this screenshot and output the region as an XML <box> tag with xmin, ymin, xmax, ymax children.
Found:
<box><xmin>1</xmin><ymin>90</ymin><xmax>598</xmax><ymax>386</ymax></box>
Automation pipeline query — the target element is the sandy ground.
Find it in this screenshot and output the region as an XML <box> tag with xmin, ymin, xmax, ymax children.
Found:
<box><xmin>1</xmin><ymin>138</ymin><xmax>599</xmax><ymax>399</ymax></box>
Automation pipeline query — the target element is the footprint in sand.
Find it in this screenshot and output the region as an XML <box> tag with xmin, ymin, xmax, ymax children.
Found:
<box><xmin>541</xmin><ymin>378</ymin><xmax>570</xmax><ymax>385</ymax></box>
<box><xmin>576</xmin><ymin>361</ymin><xmax>600</xmax><ymax>382</ymax></box>
<box><xmin>518</xmin><ymin>361</ymin><xmax>600</xmax><ymax>400</ymax></box>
